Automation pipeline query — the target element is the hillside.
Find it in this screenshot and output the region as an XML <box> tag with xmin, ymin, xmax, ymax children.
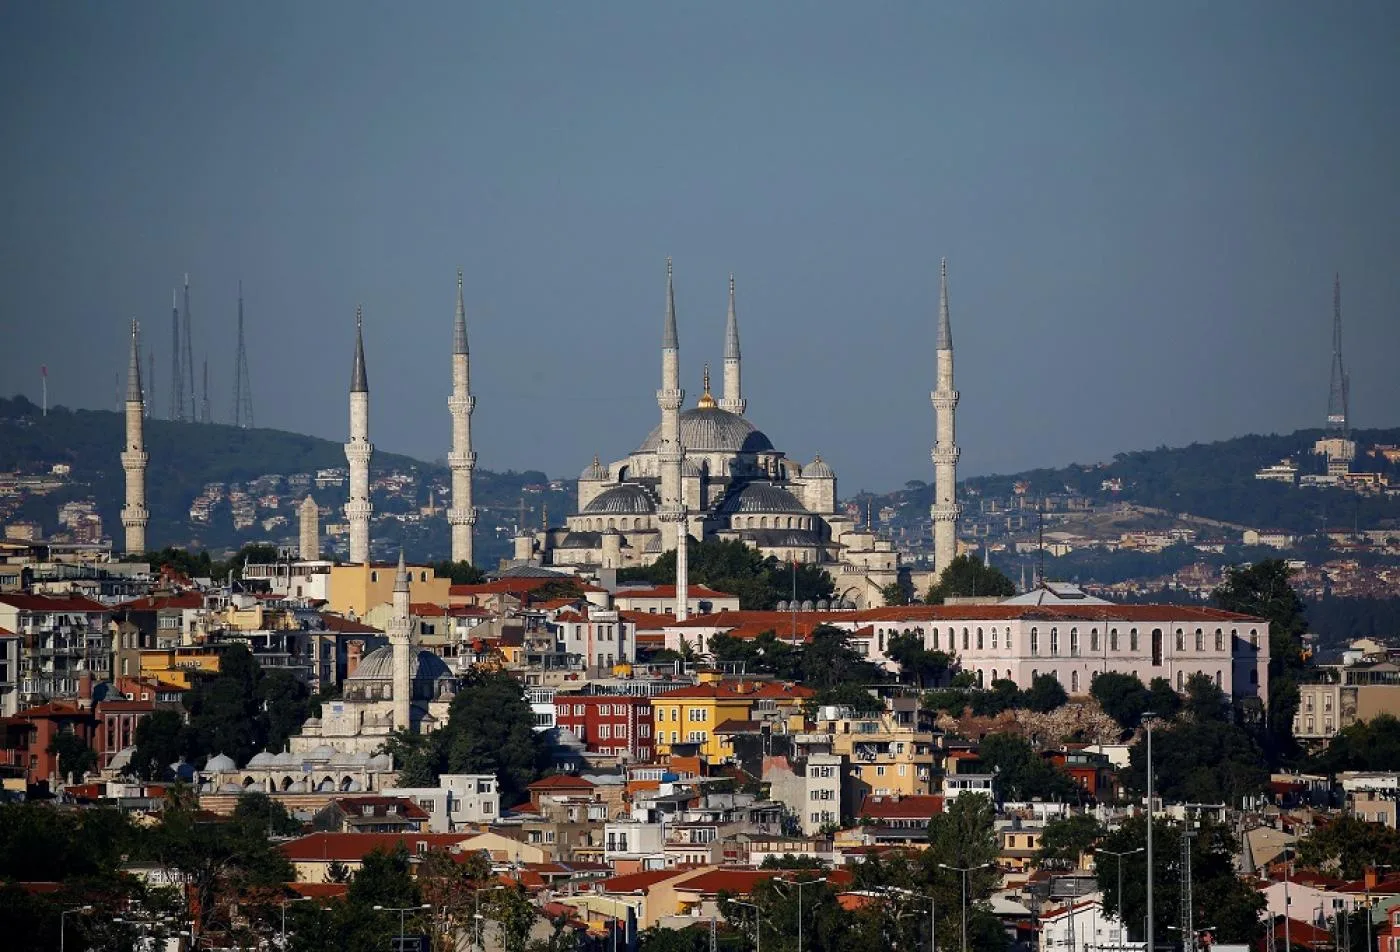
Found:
<box><xmin>0</xmin><ymin>395</ymin><xmax>574</xmax><ymax>564</ymax></box>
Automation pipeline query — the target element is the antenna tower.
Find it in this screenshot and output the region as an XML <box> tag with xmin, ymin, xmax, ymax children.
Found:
<box><xmin>1180</xmin><ymin>818</ymin><xmax>1198</xmax><ymax>952</ymax></box>
<box><xmin>232</xmin><ymin>280</ymin><xmax>254</xmax><ymax>428</ymax></box>
<box><xmin>200</xmin><ymin>356</ymin><xmax>212</xmax><ymax>424</ymax></box>
<box><xmin>1326</xmin><ymin>273</ymin><xmax>1350</xmax><ymax>439</ymax></box>
<box><xmin>182</xmin><ymin>275</ymin><xmax>196</xmax><ymax>423</ymax></box>
<box><xmin>170</xmin><ymin>289</ymin><xmax>185</xmax><ymax>420</ymax></box>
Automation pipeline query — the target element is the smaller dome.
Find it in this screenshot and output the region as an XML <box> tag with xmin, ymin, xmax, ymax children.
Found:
<box><xmin>804</xmin><ymin>455</ymin><xmax>835</xmax><ymax>479</ymax></box>
<box><xmin>205</xmin><ymin>752</ymin><xmax>236</xmax><ymax>773</ymax></box>
<box><xmin>681</xmin><ymin>458</ymin><xmax>704</xmax><ymax>478</ymax></box>
<box><xmin>247</xmin><ymin>752</ymin><xmax>274</xmax><ymax>768</ymax></box>
<box><xmin>287</xmin><ymin>780</ymin><xmax>308</xmax><ymax>793</ymax></box>
<box><xmin>816</xmin><ymin>599</ymin><xmax>830</xmax><ymax>610</ymax></box>
<box><xmin>717</xmin><ymin>482</ymin><xmax>806</xmax><ymax>515</ymax></box>
<box><xmin>370</xmin><ymin>752</ymin><xmax>394</xmax><ymax>770</ymax></box>
<box><xmin>776</xmin><ymin>600</ymin><xmax>789</xmax><ymax>612</ymax></box>
<box><xmin>560</xmin><ymin>531</ymin><xmax>602</xmax><ymax>550</ymax></box>
<box><xmin>801</xmin><ymin>600</ymin><xmax>815</xmax><ymax>611</ymax></box>
<box><xmin>218</xmin><ymin>782</ymin><xmax>242</xmax><ymax>794</ymax></box>
<box><xmin>643</xmin><ymin>534</ymin><xmax>663</xmax><ymax>553</ymax></box>
<box><xmin>580</xmin><ymin>455</ymin><xmax>607</xmax><ymax>480</ymax></box>
<box><xmin>306</xmin><ymin>745</ymin><xmax>336</xmax><ymax>762</ymax></box>
<box><xmin>583</xmin><ymin>485</ymin><xmax>657</xmax><ymax>515</ymax></box>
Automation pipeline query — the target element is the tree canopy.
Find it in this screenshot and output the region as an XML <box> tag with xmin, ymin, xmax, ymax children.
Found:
<box><xmin>1213</xmin><ymin>559</ymin><xmax>1307</xmax><ymax>750</ymax></box>
<box><xmin>1311</xmin><ymin>714</ymin><xmax>1400</xmax><ymax>774</ymax></box>
<box><xmin>925</xmin><ymin>554</ymin><xmax>1016</xmax><ymax>604</ymax></box>
<box><xmin>619</xmin><ymin>537</ymin><xmax>835</xmax><ymax>609</ymax></box>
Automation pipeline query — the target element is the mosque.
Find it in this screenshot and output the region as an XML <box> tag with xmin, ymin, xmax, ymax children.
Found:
<box><xmin>507</xmin><ymin>261</ymin><xmax>964</xmax><ymax>610</ymax></box>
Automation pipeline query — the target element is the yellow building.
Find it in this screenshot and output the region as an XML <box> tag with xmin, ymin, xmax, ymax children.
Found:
<box><xmin>651</xmin><ymin>680</ymin><xmax>814</xmax><ymax>762</ymax></box>
<box><xmin>819</xmin><ymin>710</ymin><xmax>937</xmax><ymax>800</ymax></box>
<box><xmin>327</xmin><ymin>562</ymin><xmax>450</xmax><ymax>619</ymax></box>
<box><xmin>139</xmin><ymin>646</ymin><xmax>223</xmax><ymax>688</ymax></box>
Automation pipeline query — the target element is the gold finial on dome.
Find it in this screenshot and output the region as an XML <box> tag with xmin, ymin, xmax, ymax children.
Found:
<box><xmin>697</xmin><ymin>363</ymin><xmax>716</xmax><ymax>409</ymax></box>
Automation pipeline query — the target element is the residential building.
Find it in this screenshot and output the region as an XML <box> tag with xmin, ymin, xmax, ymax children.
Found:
<box><xmin>553</xmin><ymin>694</ymin><xmax>655</xmax><ymax>761</ymax></box>
<box><xmin>651</xmin><ymin>679</ymin><xmax>813</xmax><ymax>762</ymax></box>
<box><xmin>382</xmin><ymin>773</ymin><xmax>501</xmax><ymax>832</ymax></box>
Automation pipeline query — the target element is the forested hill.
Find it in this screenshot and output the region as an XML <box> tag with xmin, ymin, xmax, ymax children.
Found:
<box><xmin>0</xmin><ymin>395</ymin><xmax>570</xmax><ymax>559</ymax></box>
<box><xmin>872</xmin><ymin>427</ymin><xmax>1400</xmax><ymax>535</ymax></box>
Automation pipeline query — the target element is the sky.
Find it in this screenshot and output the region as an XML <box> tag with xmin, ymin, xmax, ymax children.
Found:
<box><xmin>3</xmin><ymin>1</ymin><xmax>1398</xmax><ymax>494</ymax></box>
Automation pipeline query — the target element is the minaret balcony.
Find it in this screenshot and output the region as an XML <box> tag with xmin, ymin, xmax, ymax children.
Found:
<box><xmin>656</xmin><ymin>388</ymin><xmax>684</xmax><ymax>411</ymax></box>
<box><xmin>447</xmin><ymin>506</ymin><xmax>478</xmax><ymax>525</ymax></box>
<box><xmin>931</xmin><ymin>447</ymin><xmax>961</xmax><ymax>465</ymax></box>
<box><xmin>345</xmin><ymin>500</ymin><xmax>373</xmax><ymax>518</ymax></box>
<box><xmin>447</xmin><ymin>451</ymin><xmax>477</xmax><ymax>469</ymax></box>
<box><xmin>121</xmin><ymin>451</ymin><xmax>148</xmax><ymax>469</ymax></box>
<box><xmin>344</xmin><ymin>442</ymin><xmax>374</xmax><ymax>462</ymax></box>
<box><xmin>448</xmin><ymin>394</ymin><xmax>476</xmax><ymax>414</ymax></box>
<box><xmin>930</xmin><ymin>391</ymin><xmax>960</xmax><ymax>411</ymax></box>
<box><xmin>930</xmin><ymin>504</ymin><xmax>963</xmax><ymax>522</ymax></box>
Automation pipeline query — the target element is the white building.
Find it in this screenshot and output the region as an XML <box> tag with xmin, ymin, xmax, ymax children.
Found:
<box><xmin>1040</xmin><ymin>895</ymin><xmax>1144</xmax><ymax>952</ymax></box>
<box><xmin>382</xmin><ymin>773</ymin><xmax>500</xmax><ymax>832</ymax></box>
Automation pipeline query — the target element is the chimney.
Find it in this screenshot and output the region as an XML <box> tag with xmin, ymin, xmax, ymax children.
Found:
<box><xmin>1366</xmin><ymin>865</ymin><xmax>1379</xmax><ymax>892</ymax></box>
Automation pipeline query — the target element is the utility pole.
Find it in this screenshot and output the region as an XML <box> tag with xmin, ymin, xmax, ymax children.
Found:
<box><xmin>1180</xmin><ymin>815</ymin><xmax>1197</xmax><ymax>952</ymax></box>
<box><xmin>1145</xmin><ymin>714</ymin><xmax>1156</xmax><ymax>952</ymax></box>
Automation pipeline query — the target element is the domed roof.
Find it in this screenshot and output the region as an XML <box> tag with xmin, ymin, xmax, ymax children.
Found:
<box><xmin>580</xmin><ymin>455</ymin><xmax>607</xmax><ymax>480</ymax></box>
<box><xmin>205</xmin><ymin>752</ymin><xmax>237</xmax><ymax>773</ymax></box>
<box><xmin>247</xmin><ymin>751</ymin><xmax>275</xmax><ymax>768</ymax></box>
<box><xmin>583</xmin><ymin>484</ymin><xmax>656</xmax><ymax>515</ymax></box>
<box><xmin>681</xmin><ymin>458</ymin><xmax>705</xmax><ymax>477</ymax></box>
<box><xmin>349</xmin><ymin>647</ymin><xmax>454</xmax><ymax>685</ymax></box>
<box><xmin>803</xmin><ymin>455</ymin><xmax>835</xmax><ymax>479</ymax></box>
<box><xmin>560</xmin><ymin>530</ymin><xmax>602</xmax><ymax>549</ymax></box>
<box><xmin>717</xmin><ymin>482</ymin><xmax>807</xmax><ymax>515</ymax></box>
<box><xmin>638</xmin><ymin>407</ymin><xmax>774</xmax><ymax>454</ymax></box>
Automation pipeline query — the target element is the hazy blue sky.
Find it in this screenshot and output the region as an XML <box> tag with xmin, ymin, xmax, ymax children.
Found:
<box><xmin>3</xmin><ymin>2</ymin><xmax>1398</xmax><ymax>493</ymax></box>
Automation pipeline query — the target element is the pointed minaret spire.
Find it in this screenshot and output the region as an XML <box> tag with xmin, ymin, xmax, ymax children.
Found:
<box><xmin>663</xmin><ymin>258</ymin><xmax>679</xmax><ymax>351</ymax></box>
<box><xmin>656</xmin><ymin>258</ymin><xmax>688</xmax><ymax>619</ymax></box>
<box><xmin>351</xmin><ymin>305</ymin><xmax>368</xmax><ymax>393</ymax></box>
<box><xmin>448</xmin><ymin>269</ymin><xmax>478</xmax><ymax>565</ymax></box>
<box><xmin>719</xmin><ymin>273</ymin><xmax>745</xmax><ymax>415</ymax></box>
<box><xmin>121</xmin><ymin>319</ymin><xmax>149</xmax><ymax>554</ymax></box>
<box><xmin>930</xmin><ymin>257</ymin><xmax>962</xmax><ymax>575</ymax></box>
<box><xmin>345</xmin><ymin>306</ymin><xmax>374</xmax><ymax>563</ymax></box>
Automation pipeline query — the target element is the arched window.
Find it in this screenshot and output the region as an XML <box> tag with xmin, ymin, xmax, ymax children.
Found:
<box><xmin>1215</xmin><ymin>670</ymin><xmax>1222</xmax><ymax>686</ymax></box>
<box><xmin>1176</xmin><ymin>670</ymin><xmax>1184</xmax><ymax>691</ymax></box>
<box><xmin>1030</xmin><ymin>628</ymin><xmax>1039</xmax><ymax>656</ymax></box>
<box><xmin>1195</xmin><ymin>629</ymin><xmax>1204</xmax><ymax>651</ymax></box>
<box><xmin>1214</xmin><ymin>629</ymin><xmax>1224</xmax><ymax>651</ymax></box>
<box><xmin>878</xmin><ymin>630</ymin><xmax>885</xmax><ymax>652</ymax></box>
<box><xmin>1109</xmin><ymin>629</ymin><xmax>1119</xmax><ymax>652</ymax></box>
<box><xmin>1090</xmin><ymin>629</ymin><xmax>1099</xmax><ymax>652</ymax></box>
<box><xmin>1152</xmin><ymin>629</ymin><xmax>1163</xmax><ymax>666</ymax></box>
<box><xmin>1071</xmin><ymin>670</ymin><xmax>1079</xmax><ymax>693</ymax></box>
<box><xmin>1006</xmin><ymin>629</ymin><xmax>1013</xmax><ymax>652</ymax></box>
<box><xmin>1069</xmin><ymin>628</ymin><xmax>1079</xmax><ymax>657</ymax></box>
<box><xmin>931</xmin><ymin>629</ymin><xmax>939</xmax><ymax>651</ymax></box>
<box><xmin>977</xmin><ymin>628</ymin><xmax>984</xmax><ymax>650</ymax></box>
<box><xmin>1130</xmin><ymin>628</ymin><xmax>1139</xmax><ymax>652</ymax></box>
<box><xmin>370</xmin><ymin>571</ymin><xmax>378</xmax><ymax>583</ymax></box>
<box><xmin>1250</xmin><ymin>629</ymin><xmax>1259</xmax><ymax>648</ymax></box>
<box><xmin>1175</xmin><ymin>629</ymin><xmax>1185</xmax><ymax>651</ymax></box>
<box><xmin>962</xmin><ymin>628</ymin><xmax>970</xmax><ymax>651</ymax></box>
<box><xmin>1050</xmin><ymin>628</ymin><xmax>1060</xmax><ymax>656</ymax></box>
<box><xmin>991</xmin><ymin>628</ymin><xmax>999</xmax><ymax>650</ymax></box>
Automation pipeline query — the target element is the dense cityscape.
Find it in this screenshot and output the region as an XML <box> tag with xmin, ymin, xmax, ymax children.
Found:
<box><xmin>5</xmin><ymin>5</ymin><xmax>1400</xmax><ymax>952</ymax></box>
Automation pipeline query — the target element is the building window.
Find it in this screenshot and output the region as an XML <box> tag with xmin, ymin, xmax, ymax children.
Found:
<box><xmin>1195</xmin><ymin>629</ymin><xmax>1204</xmax><ymax>651</ymax></box>
<box><xmin>1215</xmin><ymin>629</ymin><xmax>1224</xmax><ymax>651</ymax></box>
<box><xmin>1071</xmin><ymin>671</ymin><xmax>1079</xmax><ymax>693</ymax></box>
<box><xmin>930</xmin><ymin>630</ymin><xmax>939</xmax><ymax>651</ymax></box>
<box><xmin>1050</xmin><ymin>628</ymin><xmax>1059</xmax><ymax>656</ymax></box>
<box><xmin>1030</xmin><ymin>628</ymin><xmax>1039</xmax><ymax>656</ymax></box>
<box><xmin>991</xmin><ymin>628</ymin><xmax>998</xmax><ymax>650</ymax></box>
<box><xmin>1250</xmin><ymin>629</ymin><xmax>1259</xmax><ymax>648</ymax></box>
<box><xmin>977</xmin><ymin>628</ymin><xmax>984</xmax><ymax>650</ymax></box>
<box><xmin>962</xmin><ymin>628</ymin><xmax>969</xmax><ymax>651</ymax></box>
<box><xmin>1069</xmin><ymin>628</ymin><xmax>1079</xmax><ymax>657</ymax></box>
<box><xmin>1130</xmin><ymin>629</ymin><xmax>1139</xmax><ymax>652</ymax></box>
<box><xmin>1176</xmin><ymin>670</ymin><xmax>1184</xmax><ymax>690</ymax></box>
<box><xmin>1151</xmin><ymin>630</ymin><xmax>1162</xmax><ymax>666</ymax></box>
<box><xmin>1110</xmin><ymin>629</ymin><xmax>1118</xmax><ymax>652</ymax></box>
<box><xmin>1090</xmin><ymin>629</ymin><xmax>1099</xmax><ymax>652</ymax></box>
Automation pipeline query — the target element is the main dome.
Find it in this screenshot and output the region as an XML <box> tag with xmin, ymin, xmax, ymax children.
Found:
<box><xmin>349</xmin><ymin>647</ymin><xmax>453</xmax><ymax>685</ymax></box>
<box><xmin>638</xmin><ymin>407</ymin><xmax>774</xmax><ymax>454</ymax></box>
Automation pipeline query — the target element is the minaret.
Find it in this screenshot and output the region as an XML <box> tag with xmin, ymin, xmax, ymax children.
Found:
<box><xmin>299</xmin><ymin>496</ymin><xmax>320</xmax><ymax>561</ymax></box>
<box><xmin>388</xmin><ymin>550</ymin><xmax>413</xmax><ymax>731</ymax></box>
<box><xmin>719</xmin><ymin>274</ymin><xmax>745</xmax><ymax>415</ymax></box>
<box><xmin>447</xmin><ymin>270</ymin><xmax>478</xmax><ymax>565</ymax></box>
<box><xmin>930</xmin><ymin>258</ymin><xmax>962</xmax><ymax>575</ymax></box>
<box><xmin>345</xmin><ymin>307</ymin><xmax>373</xmax><ymax>564</ymax></box>
<box><xmin>656</xmin><ymin>260</ymin><xmax>689</xmax><ymax>620</ymax></box>
<box><xmin>121</xmin><ymin>320</ymin><xmax>149</xmax><ymax>555</ymax></box>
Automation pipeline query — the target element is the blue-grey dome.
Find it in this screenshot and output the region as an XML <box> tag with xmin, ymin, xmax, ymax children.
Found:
<box><xmin>583</xmin><ymin>485</ymin><xmax>656</xmax><ymax>515</ymax></box>
<box><xmin>560</xmin><ymin>530</ymin><xmax>602</xmax><ymax>549</ymax></box>
<box><xmin>718</xmin><ymin>482</ymin><xmax>807</xmax><ymax>515</ymax></box>
<box><xmin>638</xmin><ymin>407</ymin><xmax>774</xmax><ymax>454</ymax></box>
<box><xmin>803</xmin><ymin>456</ymin><xmax>835</xmax><ymax>479</ymax></box>
<box><xmin>349</xmin><ymin>647</ymin><xmax>453</xmax><ymax>685</ymax></box>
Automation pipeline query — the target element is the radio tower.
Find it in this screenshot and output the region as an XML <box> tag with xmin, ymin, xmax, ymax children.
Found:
<box><xmin>169</xmin><ymin>289</ymin><xmax>185</xmax><ymax>420</ymax></box>
<box><xmin>232</xmin><ymin>280</ymin><xmax>254</xmax><ymax>428</ymax></box>
<box><xmin>200</xmin><ymin>356</ymin><xmax>212</xmax><ymax>424</ymax></box>
<box><xmin>1323</xmin><ymin>273</ymin><xmax>1354</xmax><ymax>476</ymax></box>
<box><xmin>182</xmin><ymin>274</ymin><xmax>196</xmax><ymax>421</ymax></box>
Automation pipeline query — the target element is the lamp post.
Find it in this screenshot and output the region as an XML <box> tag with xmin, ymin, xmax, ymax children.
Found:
<box><xmin>885</xmin><ymin>886</ymin><xmax>937</xmax><ymax>952</ymax></box>
<box><xmin>280</xmin><ymin>896</ymin><xmax>311</xmax><ymax>949</ymax></box>
<box><xmin>730</xmin><ymin>899</ymin><xmax>763</xmax><ymax>952</ymax></box>
<box><xmin>473</xmin><ymin>885</ymin><xmax>503</xmax><ymax>951</ymax></box>
<box><xmin>775</xmin><ymin>876</ymin><xmax>827</xmax><ymax>952</ymax></box>
<box><xmin>940</xmin><ymin>862</ymin><xmax>993</xmax><ymax>952</ymax></box>
<box><xmin>60</xmin><ymin>905</ymin><xmax>93</xmax><ymax>952</ymax></box>
<box><xmin>1143</xmin><ymin>712</ymin><xmax>1157</xmax><ymax>952</ymax></box>
<box><xmin>373</xmin><ymin>903</ymin><xmax>432</xmax><ymax>952</ymax></box>
<box><xmin>1096</xmin><ymin>847</ymin><xmax>1145</xmax><ymax>950</ymax></box>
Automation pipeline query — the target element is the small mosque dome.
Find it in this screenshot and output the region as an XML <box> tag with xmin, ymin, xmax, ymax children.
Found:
<box><xmin>801</xmin><ymin>600</ymin><xmax>815</xmax><ymax>612</ymax></box>
<box><xmin>205</xmin><ymin>752</ymin><xmax>237</xmax><ymax>773</ymax></box>
<box><xmin>717</xmin><ymin>483</ymin><xmax>806</xmax><ymax>515</ymax></box>
<box><xmin>816</xmin><ymin>599</ymin><xmax>830</xmax><ymax>610</ymax></box>
<box><xmin>804</xmin><ymin>456</ymin><xmax>835</xmax><ymax>479</ymax></box>
<box><xmin>583</xmin><ymin>485</ymin><xmax>657</xmax><ymax>515</ymax></box>
<box><xmin>776</xmin><ymin>600</ymin><xmax>789</xmax><ymax>612</ymax></box>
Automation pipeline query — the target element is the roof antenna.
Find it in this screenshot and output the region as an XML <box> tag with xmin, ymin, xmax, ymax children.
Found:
<box><xmin>1036</xmin><ymin>501</ymin><xmax>1046</xmax><ymax>588</ymax></box>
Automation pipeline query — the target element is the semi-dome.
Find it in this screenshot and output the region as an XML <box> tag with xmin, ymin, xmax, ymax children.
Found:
<box><xmin>803</xmin><ymin>455</ymin><xmax>835</xmax><ymax>479</ymax></box>
<box><xmin>583</xmin><ymin>485</ymin><xmax>656</xmax><ymax>515</ymax></box>
<box><xmin>638</xmin><ymin>406</ymin><xmax>774</xmax><ymax>454</ymax></box>
<box><xmin>349</xmin><ymin>647</ymin><xmax>454</xmax><ymax>685</ymax></box>
<box><xmin>717</xmin><ymin>482</ymin><xmax>807</xmax><ymax>515</ymax></box>
<box><xmin>560</xmin><ymin>530</ymin><xmax>602</xmax><ymax>549</ymax></box>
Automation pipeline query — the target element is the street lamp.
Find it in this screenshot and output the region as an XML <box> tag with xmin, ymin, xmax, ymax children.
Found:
<box><xmin>729</xmin><ymin>899</ymin><xmax>763</xmax><ymax>952</ymax></box>
<box><xmin>60</xmin><ymin>905</ymin><xmax>93</xmax><ymax>952</ymax></box>
<box><xmin>939</xmin><ymin>863</ymin><xmax>993</xmax><ymax>952</ymax></box>
<box><xmin>774</xmin><ymin>876</ymin><xmax>827</xmax><ymax>952</ymax></box>
<box><xmin>373</xmin><ymin>903</ymin><xmax>432</xmax><ymax>952</ymax></box>
<box><xmin>280</xmin><ymin>896</ymin><xmax>311</xmax><ymax>949</ymax></box>
<box><xmin>885</xmin><ymin>886</ymin><xmax>937</xmax><ymax>952</ymax></box>
<box><xmin>473</xmin><ymin>885</ymin><xmax>504</xmax><ymax>951</ymax></box>
<box><xmin>1096</xmin><ymin>847</ymin><xmax>1145</xmax><ymax>950</ymax></box>
<box><xmin>1143</xmin><ymin>712</ymin><xmax>1157</xmax><ymax>952</ymax></box>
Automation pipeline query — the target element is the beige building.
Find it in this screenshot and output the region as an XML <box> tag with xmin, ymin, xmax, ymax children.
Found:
<box><xmin>816</xmin><ymin>707</ymin><xmax>938</xmax><ymax>805</ymax></box>
<box><xmin>1294</xmin><ymin>663</ymin><xmax>1400</xmax><ymax>742</ymax></box>
<box><xmin>327</xmin><ymin>562</ymin><xmax>450</xmax><ymax>619</ymax></box>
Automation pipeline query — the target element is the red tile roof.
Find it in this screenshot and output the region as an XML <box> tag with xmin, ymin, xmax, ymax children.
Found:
<box><xmin>528</xmin><ymin>774</ymin><xmax>597</xmax><ymax>791</ymax></box>
<box><xmin>329</xmin><ymin>796</ymin><xmax>430</xmax><ymax>820</ymax></box>
<box><xmin>618</xmin><ymin>611</ymin><xmax>676</xmax><ymax>631</ymax></box>
<box><xmin>0</xmin><ymin>593</ymin><xmax>109</xmax><ymax>612</ymax></box>
<box><xmin>116</xmin><ymin>593</ymin><xmax>205</xmax><ymax>611</ymax></box>
<box><xmin>858</xmin><ymin>795</ymin><xmax>945</xmax><ymax>820</ymax></box>
<box><xmin>318</xmin><ymin>613</ymin><xmax>382</xmax><ymax>634</ymax></box>
<box><xmin>678</xmin><ymin>867</ymin><xmax>852</xmax><ymax>896</ymax></box>
<box><xmin>597</xmin><ymin>867</ymin><xmax>695</xmax><ymax>894</ymax></box>
<box><xmin>287</xmin><ymin>882</ymin><xmax>350</xmax><ymax>899</ymax></box>
<box><xmin>654</xmin><ymin>680</ymin><xmax>815</xmax><ymax>701</ymax></box>
<box><xmin>616</xmin><ymin>585</ymin><xmax>735</xmax><ymax>600</ymax></box>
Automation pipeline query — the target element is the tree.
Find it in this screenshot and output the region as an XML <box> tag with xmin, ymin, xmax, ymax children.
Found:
<box><xmin>417</xmin><ymin>848</ymin><xmax>491</xmax><ymax>952</ymax></box>
<box><xmin>347</xmin><ymin>845</ymin><xmax>421</xmax><ymax>910</ymax></box>
<box><xmin>881</xmin><ymin>576</ymin><xmax>914</xmax><ymax>607</ymax></box>
<box><xmin>925</xmin><ymin>555</ymin><xmax>1016</xmax><ymax>604</ymax></box>
<box><xmin>484</xmin><ymin>885</ymin><xmax>540</xmax><ymax>952</ymax></box>
<box><xmin>619</xmin><ymin>538</ymin><xmax>835</xmax><ymax>609</ymax></box>
<box><xmin>1313</xmin><ymin>714</ymin><xmax>1400</xmax><ymax>773</ymax></box>
<box><xmin>807</xmin><ymin>681</ymin><xmax>884</xmax><ymax>716</ymax></box>
<box><xmin>1146</xmin><ymin>677</ymin><xmax>1182</xmax><ymax>721</ymax></box>
<box><xmin>1296</xmin><ymin>815</ymin><xmax>1400</xmax><ymax>879</ymax></box>
<box><xmin>1123</xmin><ymin>720</ymin><xmax>1267</xmax><ymax>805</ymax></box>
<box><xmin>800</xmin><ymin>626</ymin><xmax>880</xmax><ymax>690</ymax></box>
<box><xmin>1090</xmin><ymin>672</ymin><xmax>1150</xmax><ymax>730</ymax></box>
<box><xmin>1023</xmin><ymin>673</ymin><xmax>1068</xmax><ymax>713</ymax></box>
<box><xmin>1037</xmin><ymin>814</ymin><xmax>1104</xmax><ymax>868</ymax></box>
<box><xmin>432</xmin><ymin>560</ymin><xmax>485</xmax><ymax>585</ymax></box>
<box><xmin>231</xmin><ymin>791</ymin><xmax>302</xmax><ymax>836</ymax></box>
<box><xmin>887</xmin><ymin>632</ymin><xmax>952</xmax><ymax>688</ymax></box>
<box><xmin>1213</xmin><ymin>559</ymin><xmax>1308</xmax><ymax>751</ymax></box>
<box><xmin>378</xmin><ymin>729</ymin><xmax>443</xmax><ymax>787</ymax></box>
<box><xmin>48</xmin><ymin>730</ymin><xmax>97</xmax><ymax>783</ymax></box>
<box><xmin>1095</xmin><ymin>815</ymin><xmax>1264</xmax><ymax>946</ymax></box>
<box><xmin>440</xmin><ymin>669</ymin><xmax>547</xmax><ymax>804</ymax></box>
<box><xmin>976</xmin><ymin>734</ymin><xmax>1079</xmax><ymax>802</ymax></box>
<box><xmin>128</xmin><ymin>708</ymin><xmax>188</xmax><ymax>780</ymax></box>
<box><xmin>1183</xmin><ymin>672</ymin><xmax>1229</xmax><ymax>723</ymax></box>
